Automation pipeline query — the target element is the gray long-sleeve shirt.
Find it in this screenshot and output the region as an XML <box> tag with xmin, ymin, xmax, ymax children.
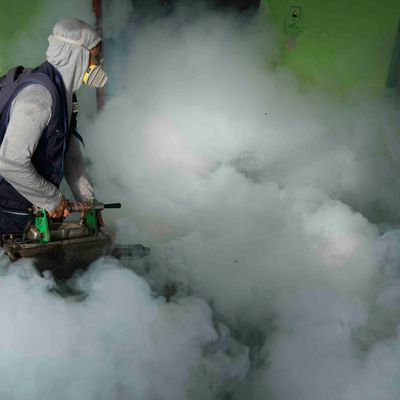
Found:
<box><xmin>0</xmin><ymin>84</ymin><xmax>94</xmax><ymax>211</ymax></box>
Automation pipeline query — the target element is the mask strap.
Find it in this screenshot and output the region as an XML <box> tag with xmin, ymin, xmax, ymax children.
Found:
<box><xmin>51</xmin><ymin>34</ymin><xmax>86</xmax><ymax>48</ymax></box>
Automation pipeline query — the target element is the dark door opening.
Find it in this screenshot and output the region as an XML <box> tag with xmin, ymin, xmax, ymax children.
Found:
<box><xmin>213</xmin><ymin>0</ymin><xmax>260</xmax><ymax>12</ymax></box>
<box><xmin>134</xmin><ymin>0</ymin><xmax>260</xmax><ymax>16</ymax></box>
<box><xmin>387</xmin><ymin>21</ymin><xmax>400</xmax><ymax>90</ymax></box>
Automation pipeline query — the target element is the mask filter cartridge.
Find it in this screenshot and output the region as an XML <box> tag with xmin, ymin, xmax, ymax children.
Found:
<box><xmin>83</xmin><ymin>64</ymin><xmax>108</xmax><ymax>88</ymax></box>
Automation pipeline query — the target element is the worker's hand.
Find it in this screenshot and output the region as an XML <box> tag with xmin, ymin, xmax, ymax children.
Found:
<box><xmin>48</xmin><ymin>196</ymin><xmax>71</xmax><ymax>218</ymax></box>
<box><xmin>70</xmin><ymin>201</ymin><xmax>90</xmax><ymax>215</ymax></box>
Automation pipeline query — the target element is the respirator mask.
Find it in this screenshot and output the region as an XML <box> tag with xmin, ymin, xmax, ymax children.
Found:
<box><xmin>82</xmin><ymin>62</ymin><xmax>108</xmax><ymax>88</ymax></box>
<box><xmin>82</xmin><ymin>48</ymin><xmax>107</xmax><ymax>88</ymax></box>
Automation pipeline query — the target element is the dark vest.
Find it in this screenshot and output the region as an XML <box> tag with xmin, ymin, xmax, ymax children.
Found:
<box><xmin>0</xmin><ymin>61</ymin><xmax>77</xmax><ymax>213</ymax></box>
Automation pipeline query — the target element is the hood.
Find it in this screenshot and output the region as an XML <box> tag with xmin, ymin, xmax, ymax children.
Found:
<box><xmin>46</xmin><ymin>18</ymin><xmax>101</xmax><ymax>96</ymax></box>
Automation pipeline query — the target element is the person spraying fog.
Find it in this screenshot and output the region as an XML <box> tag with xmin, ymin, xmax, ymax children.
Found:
<box><xmin>0</xmin><ymin>18</ymin><xmax>107</xmax><ymax>234</ymax></box>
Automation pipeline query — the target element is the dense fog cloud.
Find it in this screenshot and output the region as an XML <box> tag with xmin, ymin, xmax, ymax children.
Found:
<box><xmin>0</xmin><ymin>256</ymin><xmax>249</xmax><ymax>399</ymax></box>
<box><xmin>2</xmin><ymin>1</ymin><xmax>400</xmax><ymax>399</ymax></box>
<box><xmin>85</xmin><ymin>3</ymin><xmax>400</xmax><ymax>399</ymax></box>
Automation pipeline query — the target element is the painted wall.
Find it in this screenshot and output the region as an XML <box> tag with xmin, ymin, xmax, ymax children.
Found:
<box><xmin>1</xmin><ymin>0</ymin><xmax>399</xmax><ymax>92</ymax></box>
<box><xmin>0</xmin><ymin>0</ymin><xmax>42</xmax><ymax>72</ymax></box>
<box><xmin>0</xmin><ymin>0</ymin><xmax>93</xmax><ymax>75</ymax></box>
<box><xmin>0</xmin><ymin>1</ymin><xmax>41</xmax><ymax>43</ymax></box>
<box><xmin>261</xmin><ymin>0</ymin><xmax>400</xmax><ymax>91</ymax></box>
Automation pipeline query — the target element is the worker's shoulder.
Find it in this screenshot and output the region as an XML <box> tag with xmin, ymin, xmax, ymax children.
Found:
<box><xmin>13</xmin><ymin>83</ymin><xmax>53</xmax><ymax>108</ymax></box>
<box><xmin>9</xmin><ymin>83</ymin><xmax>54</xmax><ymax>122</ymax></box>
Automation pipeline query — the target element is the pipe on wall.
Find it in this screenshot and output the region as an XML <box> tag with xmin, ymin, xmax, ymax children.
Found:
<box><xmin>92</xmin><ymin>0</ymin><xmax>105</xmax><ymax>111</ymax></box>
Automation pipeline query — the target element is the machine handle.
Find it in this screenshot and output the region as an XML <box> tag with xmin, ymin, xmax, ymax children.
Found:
<box><xmin>68</xmin><ymin>202</ymin><xmax>122</xmax><ymax>212</ymax></box>
<box><xmin>103</xmin><ymin>203</ymin><xmax>121</xmax><ymax>209</ymax></box>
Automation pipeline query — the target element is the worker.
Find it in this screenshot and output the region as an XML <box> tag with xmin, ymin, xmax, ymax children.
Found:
<box><xmin>0</xmin><ymin>18</ymin><xmax>107</xmax><ymax>235</ymax></box>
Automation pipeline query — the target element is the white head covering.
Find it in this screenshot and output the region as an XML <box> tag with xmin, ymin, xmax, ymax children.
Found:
<box><xmin>46</xmin><ymin>18</ymin><xmax>101</xmax><ymax>96</ymax></box>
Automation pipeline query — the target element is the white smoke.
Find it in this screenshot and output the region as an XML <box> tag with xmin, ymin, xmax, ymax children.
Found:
<box><xmin>102</xmin><ymin>0</ymin><xmax>135</xmax><ymax>41</ymax></box>
<box><xmin>0</xmin><ymin>254</ymin><xmax>248</xmax><ymax>399</ymax></box>
<box><xmin>2</xmin><ymin>1</ymin><xmax>400</xmax><ymax>399</ymax></box>
<box><xmin>82</xmin><ymin>4</ymin><xmax>400</xmax><ymax>400</ymax></box>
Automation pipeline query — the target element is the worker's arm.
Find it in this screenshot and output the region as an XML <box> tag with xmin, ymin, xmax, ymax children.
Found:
<box><xmin>0</xmin><ymin>84</ymin><xmax>63</xmax><ymax>211</ymax></box>
<box><xmin>64</xmin><ymin>134</ymin><xmax>95</xmax><ymax>202</ymax></box>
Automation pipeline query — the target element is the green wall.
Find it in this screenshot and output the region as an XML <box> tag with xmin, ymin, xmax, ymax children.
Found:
<box><xmin>0</xmin><ymin>1</ymin><xmax>41</xmax><ymax>42</ymax></box>
<box><xmin>261</xmin><ymin>0</ymin><xmax>400</xmax><ymax>91</ymax></box>
<box><xmin>0</xmin><ymin>0</ymin><xmax>94</xmax><ymax>75</ymax></box>
<box><xmin>1</xmin><ymin>0</ymin><xmax>400</xmax><ymax>92</ymax></box>
<box><xmin>0</xmin><ymin>0</ymin><xmax>42</xmax><ymax>72</ymax></box>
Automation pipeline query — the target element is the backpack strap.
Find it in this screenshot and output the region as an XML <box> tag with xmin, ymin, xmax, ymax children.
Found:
<box><xmin>0</xmin><ymin>66</ymin><xmax>21</xmax><ymax>86</ymax></box>
<box><xmin>0</xmin><ymin>66</ymin><xmax>37</xmax><ymax>117</ymax></box>
<box><xmin>70</xmin><ymin>92</ymin><xmax>84</xmax><ymax>146</ymax></box>
<box><xmin>5</xmin><ymin>66</ymin><xmax>25</xmax><ymax>85</ymax></box>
